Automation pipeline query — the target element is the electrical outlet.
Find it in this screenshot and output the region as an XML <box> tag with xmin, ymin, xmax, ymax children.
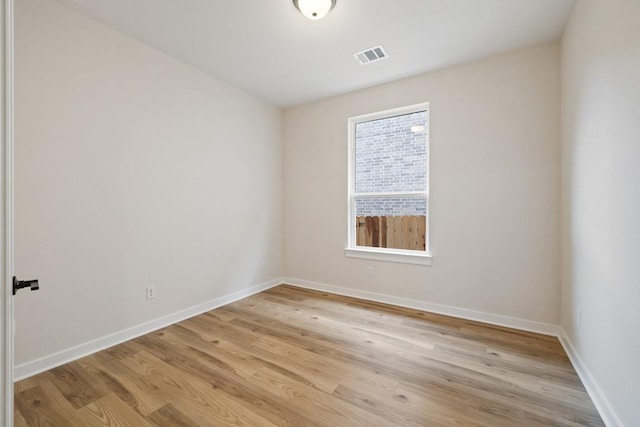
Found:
<box><xmin>367</xmin><ymin>266</ymin><xmax>374</xmax><ymax>277</ymax></box>
<box><xmin>146</xmin><ymin>286</ymin><xmax>156</xmax><ymax>300</ymax></box>
<box><xmin>578</xmin><ymin>309</ymin><xmax>582</xmax><ymax>329</ymax></box>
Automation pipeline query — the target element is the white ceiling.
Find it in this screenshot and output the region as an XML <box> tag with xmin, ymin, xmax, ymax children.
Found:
<box><xmin>53</xmin><ymin>0</ymin><xmax>576</xmax><ymax>108</ymax></box>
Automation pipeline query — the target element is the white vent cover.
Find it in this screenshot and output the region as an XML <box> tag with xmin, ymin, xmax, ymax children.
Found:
<box><xmin>353</xmin><ymin>45</ymin><xmax>388</xmax><ymax>65</ymax></box>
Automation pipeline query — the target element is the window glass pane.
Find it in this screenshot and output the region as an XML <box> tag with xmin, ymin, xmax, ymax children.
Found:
<box><xmin>354</xmin><ymin>196</ymin><xmax>427</xmax><ymax>251</ymax></box>
<box><xmin>355</xmin><ymin>196</ymin><xmax>426</xmax><ymax>217</ymax></box>
<box><xmin>355</xmin><ymin>111</ymin><xmax>428</xmax><ymax>194</ymax></box>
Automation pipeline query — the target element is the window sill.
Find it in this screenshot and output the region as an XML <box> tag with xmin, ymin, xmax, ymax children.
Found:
<box><xmin>344</xmin><ymin>247</ymin><xmax>432</xmax><ymax>266</ymax></box>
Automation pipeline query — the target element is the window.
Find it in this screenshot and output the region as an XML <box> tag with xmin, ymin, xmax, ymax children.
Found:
<box><xmin>346</xmin><ymin>103</ymin><xmax>431</xmax><ymax>265</ymax></box>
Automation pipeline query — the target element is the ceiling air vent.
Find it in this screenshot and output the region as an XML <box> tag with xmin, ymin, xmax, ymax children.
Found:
<box><xmin>353</xmin><ymin>45</ymin><xmax>388</xmax><ymax>65</ymax></box>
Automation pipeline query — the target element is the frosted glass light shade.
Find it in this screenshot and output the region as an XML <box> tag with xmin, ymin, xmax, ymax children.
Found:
<box><xmin>293</xmin><ymin>0</ymin><xmax>337</xmax><ymax>20</ymax></box>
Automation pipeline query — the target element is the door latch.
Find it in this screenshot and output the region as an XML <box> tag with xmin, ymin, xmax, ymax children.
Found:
<box><xmin>13</xmin><ymin>276</ymin><xmax>39</xmax><ymax>295</ymax></box>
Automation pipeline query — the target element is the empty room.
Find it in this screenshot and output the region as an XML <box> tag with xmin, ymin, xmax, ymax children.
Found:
<box><xmin>1</xmin><ymin>0</ymin><xmax>638</xmax><ymax>425</ymax></box>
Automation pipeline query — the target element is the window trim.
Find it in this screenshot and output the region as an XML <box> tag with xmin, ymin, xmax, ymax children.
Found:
<box><xmin>346</xmin><ymin>102</ymin><xmax>431</xmax><ymax>265</ymax></box>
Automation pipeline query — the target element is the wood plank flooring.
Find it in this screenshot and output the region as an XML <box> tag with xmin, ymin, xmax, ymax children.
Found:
<box><xmin>15</xmin><ymin>285</ymin><xmax>604</xmax><ymax>426</ymax></box>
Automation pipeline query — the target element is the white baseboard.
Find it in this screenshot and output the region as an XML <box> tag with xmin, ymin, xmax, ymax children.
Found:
<box><xmin>558</xmin><ymin>330</ymin><xmax>623</xmax><ymax>427</ymax></box>
<box><xmin>13</xmin><ymin>278</ymin><xmax>283</xmax><ymax>382</ymax></box>
<box><xmin>283</xmin><ymin>277</ymin><xmax>560</xmax><ymax>336</ymax></box>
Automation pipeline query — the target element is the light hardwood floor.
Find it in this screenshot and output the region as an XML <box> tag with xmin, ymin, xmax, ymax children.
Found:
<box><xmin>15</xmin><ymin>285</ymin><xmax>604</xmax><ymax>426</ymax></box>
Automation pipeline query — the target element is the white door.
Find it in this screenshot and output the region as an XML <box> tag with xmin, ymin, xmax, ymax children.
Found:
<box><xmin>1</xmin><ymin>0</ymin><xmax>15</xmax><ymax>425</ymax></box>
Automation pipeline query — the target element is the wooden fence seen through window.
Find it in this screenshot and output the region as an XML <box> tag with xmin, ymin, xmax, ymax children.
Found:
<box><xmin>356</xmin><ymin>215</ymin><xmax>426</xmax><ymax>251</ymax></box>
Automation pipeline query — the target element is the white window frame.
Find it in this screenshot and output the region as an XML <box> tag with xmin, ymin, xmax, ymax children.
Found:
<box><xmin>345</xmin><ymin>102</ymin><xmax>432</xmax><ymax>266</ymax></box>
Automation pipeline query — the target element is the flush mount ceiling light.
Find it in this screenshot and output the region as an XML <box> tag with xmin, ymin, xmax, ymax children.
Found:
<box><xmin>292</xmin><ymin>0</ymin><xmax>337</xmax><ymax>20</ymax></box>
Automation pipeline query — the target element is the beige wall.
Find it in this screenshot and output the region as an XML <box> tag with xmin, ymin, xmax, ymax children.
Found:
<box><xmin>561</xmin><ymin>0</ymin><xmax>640</xmax><ymax>424</ymax></box>
<box><xmin>14</xmin><ymin>0</ymin><xmax>282</xmax><ymax>365</ymax></box>
<box><xmin>284</xmin><ymin>43</ymin><xmax>561</xmax><ymax>325</ymax></box>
